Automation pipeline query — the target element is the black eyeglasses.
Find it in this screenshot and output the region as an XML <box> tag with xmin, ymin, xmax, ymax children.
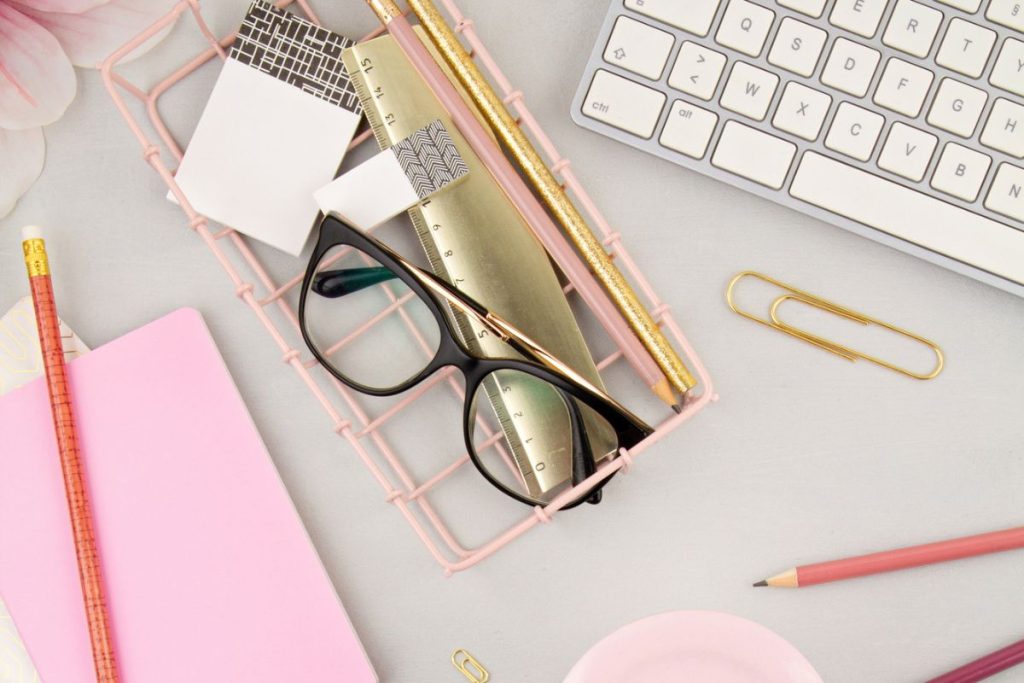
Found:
<box><xmin>299</xmin><ymin>215</ymin><xmax>654</xmax><ymax>509</ymax></box>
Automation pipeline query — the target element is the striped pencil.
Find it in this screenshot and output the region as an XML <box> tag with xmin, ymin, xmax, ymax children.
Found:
<box><xmin>22</xmin><ymin>226</ymin><xmax>120</xmax><ymax>681</ymax></box>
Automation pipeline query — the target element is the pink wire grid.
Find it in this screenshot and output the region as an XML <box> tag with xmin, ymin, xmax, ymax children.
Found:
<box><xmin>101</xmin><ymin>0</ymin><xmax>717</xmax><ymax>574</ymax></box>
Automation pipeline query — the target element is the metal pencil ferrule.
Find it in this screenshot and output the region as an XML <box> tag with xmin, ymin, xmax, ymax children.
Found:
<box><xmin>22</xmin><ymin>239</ymin><xmax>50</xmax><ymax>277</ymax></box>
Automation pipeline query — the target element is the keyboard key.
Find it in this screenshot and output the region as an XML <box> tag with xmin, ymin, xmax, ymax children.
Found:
<box><xmin>927</xmin><ymin>78</ymin><xmax>988</xmax><ymax>137</ymax></box>
<box><xmin>882</xmin><ymin>0</ymin><xmax>944</xmax><ymax>58</ymax></box>
<box><xmin>987</xmin><ymin>0</ymin><xmax>1024</xmax><ymax>32</ymax></box>
<box><xmin>768</xmin><ymin>17</ymin><xmax>828</xmax><ymax>77</ymax></box>
<box><xmin>604</xmin><ymin>16</ymin><xmax>675</xmax><ymax>80</ymax></box>
<box><xmin>712</xmin><ymin>120</ymin><xmax>797</xmax><ymax>188</ymax></box>
<box><xmin>720</xmin><ymin>62</ymin><xmax>780</xmax><ymax>120</ymax></box>
<box><xmin>778</xmin><ymin>0</ymin><xmax>827</xmax><ymax>18</ymax></box>
<box><xmin>716</xmin><ymin>0</ymin><xmax>776</xmax><ymax>57</ymax></box>
<box><xmin>625</xmin><ymin>0</ymin><xmax>723</xmax><ymax>37</ymax></box>
<box><xmin>660</xmin><ymin>100</ymin><xmax>719</xmax><ymax>158</ymax></box>
<box><xmin>791</xmin><ymin>152</ymin><xmax>1024</xmax><ymax>285</ymax></box>
<box><xmin>931</xmin><ymin>142</ymin><xmax>991</xmax><ymax>201</ymax></box>
<box><xmin>772</xmin><ymin>81</ymin><xmax>832</xmax><ymax>140</ymax></box>
<box><xmin>582</xmin><ymin>69</ymin><xmax>666</xmax><ymax>138</ymax></box>
<box><xmin>936</xmin><ymin>0</ymin><xmax>982</xmax><ymax>10</ymax></box>
<box><xmin>873</xmin><ymin>58</ymin><xmax>934</xmax><ymax>117</ymax></box>
<box><xmin>990</xmin><ymin>38</ymin><xmax>1024</xmax><ymax>98</ymax></box>
<box><xmin>981</xmin><ymin>98</ymin><xmax>1024</xmax><ymax>158</ymax></box>
<box><xmin>830</xmin><ymin>0</ymin><xmax>888</xmax><ymax>38</ymax></box>
<box><xmin>825</xmin><ymin>102</ymin><xmax>885</xmax><ymax>160</ymax></box>
<box><xmin>668</xmin><ymin>42</ymin><xmax>727</xmax><ymax>100</ymax></box>
<box><xmin>820</xmin><ymin>38</ymin><xmax>881</xmax><ymax>97</ymax></box>
<box><xmin>985</xmin><ymin>163</ymin><xmax>1024</xmax><ymax>222</ymax></box>
<box><xmin>936</xmin><ymin>19</ymin><xmax>997</xmax><ymax>78</ymax></box>
<box><xmin>878</xmin><ymin>122</ymin><xmax>938</xmax><ymax>181</ymax></box>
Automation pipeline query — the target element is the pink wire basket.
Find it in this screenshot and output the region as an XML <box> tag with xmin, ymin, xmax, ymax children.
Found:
<box><xmin>101</xmin><ymin>0</ymin><xmax>716</xmax><ymax>574</ymax></box>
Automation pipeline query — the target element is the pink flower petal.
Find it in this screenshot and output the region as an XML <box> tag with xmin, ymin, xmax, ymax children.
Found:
<box><xmin>20</xmin><ymin>0</ymin><xmax>178</xmax><ymax>69</ymax></box>
<box><xmin>8</xmin><ymin>0</ymin><xmax>110</xmax><ymax>15</ymax></box>
<box><xmin>0</xmin><ymin>4</ymin><xmax>76</xmax><ymax>130</ymax></box>
<box><xmin>0</xmin><ymin>126</ymin><xmax>46</xmax><ymax>218</ymax></box>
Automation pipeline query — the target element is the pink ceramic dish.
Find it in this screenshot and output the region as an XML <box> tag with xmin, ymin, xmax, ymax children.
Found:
<box><xmin>564</xmin><ymin>611</ymin><xmax>822</xmax><ymax>683</ymax></box>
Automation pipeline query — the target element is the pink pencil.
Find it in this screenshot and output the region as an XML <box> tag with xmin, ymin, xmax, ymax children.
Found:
<box><xmin>755</xmin><ymin>526</ymin><xmax>1024</xmax><ymax>588</ymax></box>
<box><xmin>927</xmin><ymin>637</ymin><xmax>1024</xmax><ymax>683</ymax></box>
<box><xmin>362</xmin><ymin>0</ymin><xmax>679</xmax><ymax>409</ymax></box>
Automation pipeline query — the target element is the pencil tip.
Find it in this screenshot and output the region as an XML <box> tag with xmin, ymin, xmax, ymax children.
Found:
<box><xmin>672</xmin><ymin>403</ymin><xmax>683</xmax><ymax>414</ymax></box>
<box><xmin>753</xmin><ymin>580</ymin><xmax>767</xmax><ymax>587</ymax></box>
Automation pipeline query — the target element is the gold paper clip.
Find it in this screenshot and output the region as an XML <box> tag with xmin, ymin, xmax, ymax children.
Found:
<box><xmin>452</xmin><ymin>649</ymin><xmax>490</xmax><ymax>683</ymax></box>
<box><xmin>726</xmin><ymin>271</ymin><xmax>944</xmax><ymax>380</ymax></box>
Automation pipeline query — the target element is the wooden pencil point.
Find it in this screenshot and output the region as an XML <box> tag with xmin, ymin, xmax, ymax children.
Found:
<box><xmin>753</xmin><ymin>580</ymin><xmax>768</xmax><ymax>587</ymax></box>
<box><xmin>651</xmin><ymin>377</ymin><xmax>678</xmax><ymax>409</ymax></box>
<box><xmin>764</xmin><ymin>526</ymin><xmax>1024</xmax><ymax>589</ymax></box>
<box><xmin>764</xmin><ymin>569</ymin><xmax>800</xmax><ymax>588</ymax></box>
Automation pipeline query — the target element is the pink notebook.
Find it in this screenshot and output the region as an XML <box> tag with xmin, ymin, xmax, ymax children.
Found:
<box><xmin>0</xmin><ymin>308</ymin><xmax>376</xmax><ymax>682</ymax></box>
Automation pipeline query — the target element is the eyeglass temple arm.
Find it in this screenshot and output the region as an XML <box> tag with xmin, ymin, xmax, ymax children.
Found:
<box><xmin>311</xmin><ymin>267</ymin><xmax>542</xmax><ymax>365</ymax></box>
<box><xmin>311</xmin><ymin>261</ymin><xmax>595</xmax><ymax>391</ymax></box>
<box><xmin>407</xmin><ymin>266</ymin><xmax>653</xmax><ymax>437</ymax></box>
<box><xmin>319</xmin><ymin>233</ymin><xmax>594</xmax><ymax>392</ymax></box>
<box><xmin>311</xmin><ymin>267</ymin><xmax>543</xmax><ymax>373</ymax></box>
<box><xmin>310</xmin><ymin>268</ymin><xmax>542</xmax><ymax>367</ymax></box>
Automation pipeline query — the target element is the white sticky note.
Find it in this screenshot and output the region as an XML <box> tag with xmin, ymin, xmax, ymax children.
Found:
<box><xmin>315</xmin><ymin>119</ymin><xmax>469</xmax><ymax>229</ymax></box>
<box><xmin>316</xmin><ymin>149</ymin><xmax>420</xmax><ymax>229</ymax></box>
<box><xmin>171</xmin><ymin>2</ymin><xmax>362</xmax><ymax>256</ymax></box>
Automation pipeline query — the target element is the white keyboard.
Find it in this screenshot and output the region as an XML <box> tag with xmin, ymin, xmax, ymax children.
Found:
<box><xmin>573</xmin><ymin>0</ymin><xmax>1024</xmax><ymax>297</ymax></box>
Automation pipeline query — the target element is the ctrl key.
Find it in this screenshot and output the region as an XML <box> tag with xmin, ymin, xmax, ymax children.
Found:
<box><xmin>582</xmin><ymin>69</ymin><xmax>666</xmax><ymax>139</ymax></box>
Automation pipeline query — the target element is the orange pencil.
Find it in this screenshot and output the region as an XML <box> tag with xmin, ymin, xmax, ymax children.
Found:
<box><xmin>22</xmin><ymin>226</ymin><xmax>120</xmax><ymax>681</ymax></box>
<box><xmin>755</xmin><ymin>525</ymin><xmax>1024</xmax><ymax>588</ymax></box>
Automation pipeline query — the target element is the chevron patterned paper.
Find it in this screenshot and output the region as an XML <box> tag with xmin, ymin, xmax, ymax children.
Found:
<box><xmin>392</xmin><ymin>120</ymin><xmax>470</xmax><ymax>200</ymax></box>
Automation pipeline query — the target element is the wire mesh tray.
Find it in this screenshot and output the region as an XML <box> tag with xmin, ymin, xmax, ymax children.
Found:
<box><xmin>102</xmin><ymin>0</ymin><xmax>715</xmax><ymax>574</ymax></box>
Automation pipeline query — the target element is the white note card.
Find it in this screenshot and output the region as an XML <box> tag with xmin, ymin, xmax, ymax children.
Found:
<box><xmin>171</xmin><ymin>1</ymin><xmax>362</xmax><ymax>256</ymax></box>
<box><xmin>0</xmin><ymin>296</ymin><xmax>88</xmax><ymax>396</ymax></box>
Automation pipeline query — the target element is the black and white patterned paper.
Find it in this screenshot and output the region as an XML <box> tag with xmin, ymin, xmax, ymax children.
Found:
<box><xmin>230</xmin><ymin>1</ymin><xmax>361</xmax><ymax>113</ymax></box>
<box><xmin>392</xmin><ymin>120</ymin><xmax>470</xmax><ymax>200</ymax></box>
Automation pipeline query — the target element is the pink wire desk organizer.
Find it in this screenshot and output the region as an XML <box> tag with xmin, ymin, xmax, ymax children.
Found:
<box><xmin>101</xmin><ymin>0</ymin><xmax>716</xmax><ymax>574</ymax></box>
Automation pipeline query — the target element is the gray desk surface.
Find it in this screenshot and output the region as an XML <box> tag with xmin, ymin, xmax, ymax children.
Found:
<box><xmin>1</xmin><ymin>1</ymin><xmax>1022</xmax><ymax>681</ymax></box>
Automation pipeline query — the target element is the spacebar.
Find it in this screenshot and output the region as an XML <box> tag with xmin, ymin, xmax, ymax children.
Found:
<box><xmin>790</xmin><ymin>152</ymin><xmax>1024</xmax><ymax>285</ymax></box>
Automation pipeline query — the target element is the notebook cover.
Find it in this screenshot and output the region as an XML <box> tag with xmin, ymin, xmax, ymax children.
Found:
<box><xmin>0</xmin><ymin>308</ymin><xmax>376</xmax><ymax>682</ymax></box>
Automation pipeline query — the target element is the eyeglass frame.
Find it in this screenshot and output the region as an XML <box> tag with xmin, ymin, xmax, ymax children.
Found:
<box><xmin>298</xmin><ymin>214</ymin><xmax>655</xmax><ymax>509</ymax></box>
